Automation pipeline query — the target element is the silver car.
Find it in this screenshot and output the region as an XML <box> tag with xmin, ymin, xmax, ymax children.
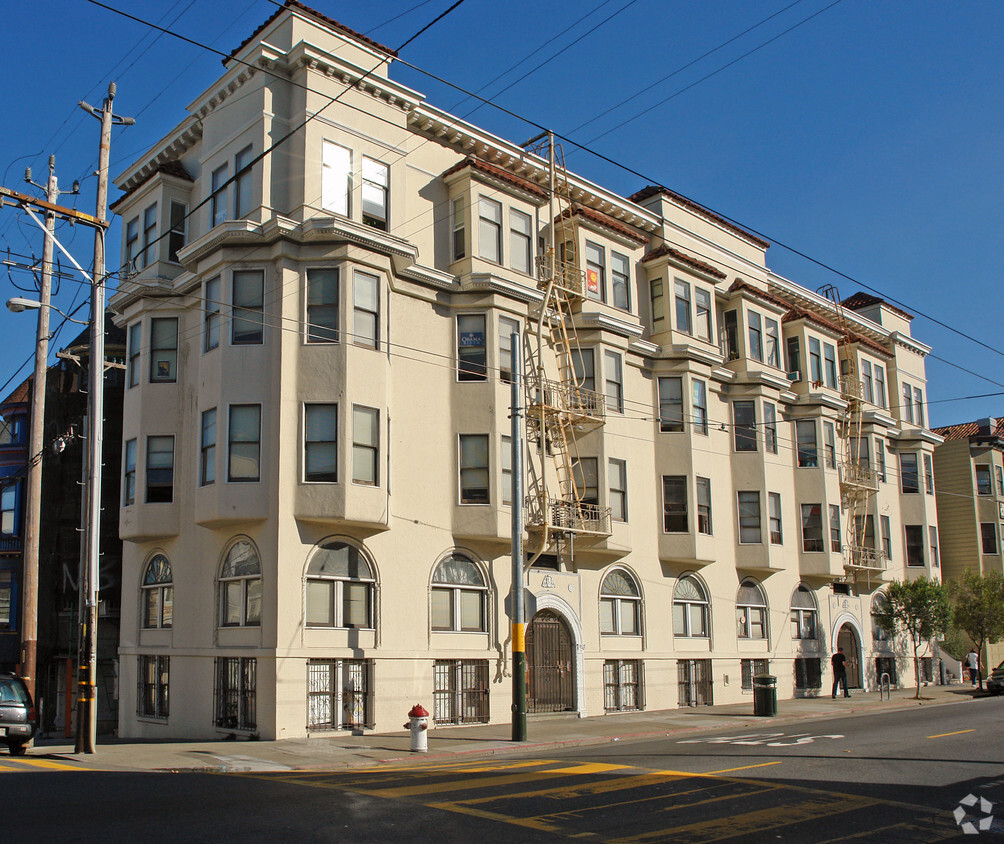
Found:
<box><xmin>988</xmin><ymin>660</ymin><xmax>1004</xmax><ymax>696</ymax></box>
<box><xmin>0</xmin><ymin>673</ymin><xmax>37</xmax><ymax>755</ymax></box>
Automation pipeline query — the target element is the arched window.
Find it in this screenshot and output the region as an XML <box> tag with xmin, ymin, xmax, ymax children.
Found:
<box><xmin>673</xmin><ymin>575</ymin><xmax>709</xmax><ymax>638</ymax></box>
<box><xmin>431</xmin><ymin>554</ymin><xmax>486</xmax><ymax>632</ymax></box>
<box><xmin>219</xmin><ymin>539</ymin><xmax>262</xmax><ymax>627</ymax></box>
<box><xmin>871</xmin><ymin>593</ymin><xmax>891</xmax><ymax>644</ymax></box>
<box><xmin>599</xmin><ymin>569</ymin><xmax>641</xmax><ymax>635</ymax></box>
<box><xmin>736</xmin><ymin>579</ymin><xmax>767</xmax><ymax>640</ymax></box>
<box><xmin>305</xmin><ymin>541</ymin><xmax>374</xmax><ymax>629</ymax></box>
<box><xmin>790</xmin><ymin>583</ymin><xmax>818</xmax><ymax>640</ymax></box>
<box><xmin>142</xmin><ymin>554</ymin><xmax>173</xmax><ymax>629</ymax></box>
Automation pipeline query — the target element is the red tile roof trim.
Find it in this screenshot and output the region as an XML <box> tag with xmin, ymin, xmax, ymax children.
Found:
<box><xmin>629</xmin><ymin>185</ymin><xmax>770</xmax><ymax>250</ymax></box>
<box><xmin>443</xmin><ymin>157</ymin><xmax>549</xmax><ymax>200</ymax></box>
<box><xmin>226</xmin><ymin>0</ymin><xmax>397</xmax><ymax>67</ymax></box>
<box><xmin>643</xmin><ymin>243</ymin><xmax>725</xmax><ymax>279</ymax></box>
<box><xmin>933</xmin><ymin>418</ymin><xmax>1004</xmax><ymax>441</ymax></box>
<box><xmin>561</xmin><ymin>206</ymin><xmax>649</xmax><ymax>245</ymax></box>
<box><xmin>842</xmin><ymin>291</ymin><xmax>913</xmax><ymax>321</ymax></box>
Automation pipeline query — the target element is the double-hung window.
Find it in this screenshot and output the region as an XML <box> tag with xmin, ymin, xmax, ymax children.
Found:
<box><xmin>204</xmin><ymin>276</ymin><xmax>221</xmax><ymax>351</ymax></box>
<box><xmin>123</xmin><ymin>439</ymin><xmax>136</xmax><ymax>505</ymax></box>
<box><xmin>662</xmin><ymin>476</ymin><xmax>688</xmax><ymax>532</ymax></box>
<box><xmin>127</xmin><ymin>323</ymin><xmax>141</xmax><ymax>387</ymax></box>
<box><xmin>611</xmin><ymin>253</ymin><xmax>630</xmax><ymax>311</ymax></box>
<box><xmin>234</xmin><ymin>145</ymin><xmax>254</xmax><ymax>219</ymax></box>
<box><xmin>304</xmin><ymin>404</ymin><xmax>338</xmax><ymax>483</ymax></box>
<box><xmin>501</xmin><ymin>436</ymin><xmax>513</xmax><ymax>506</ymax></box>
<box><xmin>997</xmin><ymin>465</ymin><xmax>1004</xmax><ymax>497</ymax></box>
<box><xmin>763</xmin><ymin>402</ymin><xmax>777</xmax><ymax>453</ymax></box>
<box><xmin>457</xmin><ymin>314</ymin><xmax>487</xmax><ymax>381</ymax></box>
<box><xmin>321</xmin><ymin>141</ymin><xmax>351</xmax><ymax>216</ymax></box>
<box><xmin>693</xmin><ymin>379</ymin><xmax>708</xmax><ymax>435</ymax></box>
<box><xmin>478</xmin><ymin>197</ymin><xmax>502</xmax><ymax>263</ymax></box>
<box><xmin>142</xmin><ymin>555</ymin><xmax>173</xmax><ymax>629</ymax></box>
<box><xmin>146</xmin><ymin>435</ymin><xmax>174</xmax><ymax>503</ymax></box>
<box><xmin>168</xmin><ymin>200</ymin><xmax>187</xmax><ymax>263</ymax></box>
<box><xmin>361</xmin><ymin>157</ymin><xmax>389</xmax><ymax>229</ymax></box>
<box><xmin>902</xmin><ymin>384</ymin><xmax>914</xmax><ymax>424</ymax></box>
<box><xmin>790</xmin><ymin>586</ymin><xmax>818</xmax><ymax>640</ymax></box>
<box><xmin>232</xmin><ymin>270</ymin><xmax>264</xmax><ymax>345</ymax></box>
<box><xmin>149</xmin><ymin>318</ymin><xmax>178</xmax><ymax>383</ymax></box>
<box><xmin>876</xmin><ymin>438</ymin><xmax>887</xmax><ymax>482</ymax></box>
<box><xmin>200</xmin><ymin>409</ymin><xmax>216</xmax><ymax>486</ymax></box>
<box><xmin>451</xmin><ymin>197</ymin><xmax>465</xmax><ymax>260</ymax></box>
<box><xmin>600</xmin><ymin>570</ymin><xmax>641</xmax><ymax>635</ymax></box>
<box><xmin>509</xmin><ymin>209</ymin><xmax>532</xmax><ymax>274</ymax></box>
<box><xmin>829</xmin><ymin>505</ymin><xmax>841</xmax><ymax>552</ymax></box>
<box><xmin>459</xmin><ymin>434</ymin><xmax>489</xmax><ymax>504</ymax></box>
<box><xmin>585</xmin><ymin>241</ymin><xmax>605</xmax><ymax>301</ymax></box>
<box><xmin>906</xmin><ymin>524</ymin><xmax>926</xmax><ymax>565</ymax></box>
<box><xmin>980</xmin><ymin>522</ymin><xmax>998</xmax><ymax>555</ymax></box>
<box><xmin>219</xmin><ymin>540</ymin><xmax>262</xmax><ymax>628</ymax></box>
<box><xmin>875</xmin><ymin>365</ymin><xmax>886</xmax><ymax>408</ymax></box>
<box><xmin>769</xmin><ymin>492</ymin><xmax>783</xmax><ymax>544</ymax></box>
<box><xmin>211</xmin><ymin>164</ymin><xmax>228</xmax><ymax>226</ymax></box>
<box><xmin>604</xmin><ymin>351</ymin><xmax>623</xmax><ymax>413</ymax></box>
<box><xmin>673</xmin><ymin>576</ymin><xmax>709</xmax><ymax>637</ymax></box>
<box><xmin>738</xmin><ymin>491</ymin><xmax>762</xmax><ymax>543</ymax></box>
<box><xmin>352</xmin><ymin>406</ymin><xmax>379</xmax><ymax>485</ymax></box>
<box><xmin>913</xmin><ymin>388</ymin><xmax>925</xmax><ymax>427</ymax></box>
<box><xmin>923</xmin><ymin>454</ymin><xmax>934</xmax><ymax>494</ymax></box>
<box><xmin>125</xmin><ymin>218</ymin><xmax>139</xmax><ymax>270</ymax></box>
<box><xmin>228</xmin><ymin>405</ymin><xmax>261</xmax><ymax>482</ymax></box>
<box><xmin>0</xmin><ymin>489</ymin><xmax>12</xmax><ymax>536</ymax></box>
<box><xmin>971</xmin><ymin>464</ymin><xmax>988</xmax><ymax>496</ymax></box>
<box><xmin>695</xmin><ymin>287</ymin><xmax>712</xmax><ymax>341</ymax></box>
<box><xmin>675</xmin><ymin>280</ymin><xmax>692</xmax><ymax>335</ymax></box>
<box><xmin>800</xmin><ymin>504</ymin><xmax>824</xmax><ymax>552</ymax></box>
<box><xmin>900</xmin><ymin>453</ymin><xmax>920</xmax><ymax>493</ymax></box>
<box><xmin>658</xmin><ymin>377</ymin><xmax>683</xmax><ymax>433</ymax></box>
<box><xmin>306</xmin><ymin>268</ymin><xmax>338</xmax><ymax>344</ymax></box>
<box><xmin>823</xmin><ymin>344</ymin><xmax>837</xmax><ymax>388</ymax></box>
<box><xmin>808</xmin><ymin>337</ymin><xmax>822</xmax><ymax>383</ymax></box>
<box><xmin>736</xmin><ymin>581</ymin><xmax>767</xmax><ymax>640</ymax></box>
<box><xmin>696</xmin><ymin>477</ymin><xmax>712</xmax><ymax>535</ymax></box>
<box><xmin>573</xmin><ymin>458</ymin><xmax>599</xmax><ymax>505</ymax></box>
<box><xmin>723</xmin><ymin>310</ymin><xmax>739</xmax><ymax>360</ymax></box>
<box><xmin>881</xmin><ymin>515</ymin><xmax>892</xmax><ymax>561</ymax></box>
<box><xmin>929</xmin><ymin>526</ymin><xmax>940</xmax><ymax>568</ymax></box>
<box><xmin>499</xmin><ymin>317</ymin><xmax>519</xmax><ymax>384</ymax></box>
<box><xmin>609</xmin><ymin>459</ymin><xmax>627</xmax><ymax>522</ymax></box>
<box><xmin>733</xmin><ymin>401</ymin><xmax>756</xmax><ymax>452</ymax></box>
<box><xmin>142</xmin><ymin>203</ymin><xmax>158</xmax><ymax>268</ymax></box>
<box><xmin>649</xmin><ymin>278</ymin><xmax>664</xmax><ymax>328</ymax></box>
<box><xmin>352</xmin><ymin>270</ymin><xmax>379</xmax><ymax>349</ymax></box>
<box><xmin>765</xmin><ymin>318</ymin><xmax>780</xmax><ymax>368</ymax></box>
<box><xmin>786</xmin><ymin>336</ymin><xmax>802</xmax><ymax>380</ymax></box>
<box><xmin>861</xmin><ymin>360</ymin><xmax>874</xmax><ymax>403</ymax></box>
<box><xmin>823</xmin><ymin>421</ymin><xmax>836</xmax><ymax>468</ymax></box>
<box><xmin>747</xmin><ymin>310</ymin><xmax>763</xmax><ymax>362</ymax></box>
<box><xmin>796</xmin><ymin>420</ymin><xmax>818</xmax><ymax>468</ymax></box>
<box><xmin>431</xmin><ymin>555</ymin><xmax>486</xmax><ymax>632</ymax></box>
<box><xmin>305</xmin><ymin>542</ymin><xmax>374</xmax><ymax>629</ymax></box>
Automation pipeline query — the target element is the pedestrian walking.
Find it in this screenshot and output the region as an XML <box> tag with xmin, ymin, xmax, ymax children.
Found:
<box><xmin>966</xmin><ymin>649</ymin><xmax>980</xmax><ymax>688</ymax></box>
<box><xmin>831</xmin><ymin>647</ymin><xmax>850</xmax><ymax>699</ymax></box>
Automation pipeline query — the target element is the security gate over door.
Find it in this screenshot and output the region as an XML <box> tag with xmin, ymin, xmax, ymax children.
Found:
<box><xmin>526</xmin><ymin>610</ymin><xmax>576</xmax><ymax>713</ymax></box>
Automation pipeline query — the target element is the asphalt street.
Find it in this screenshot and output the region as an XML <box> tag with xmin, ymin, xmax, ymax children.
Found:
<box><xmin>2</xmin><ymin>698</ymin><xmax>1001</xmax><ymax>842</ymax></box>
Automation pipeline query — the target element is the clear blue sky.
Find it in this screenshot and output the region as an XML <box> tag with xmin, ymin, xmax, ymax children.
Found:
<box><xmin>1</xmin><ymin>0</ymin><xmax>1001</xmax><ymax>427</ymax></box>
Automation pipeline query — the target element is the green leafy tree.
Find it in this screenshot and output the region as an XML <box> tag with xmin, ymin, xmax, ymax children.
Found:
<box><xmin>948</xmin><ymin>569</ymin><xmax>1004</xmax><ymax>690</ymax></box>
<box><xmin>875</xmin><ymin>577</ymin><xmax>952</xmax><ymax>699</ymax></box>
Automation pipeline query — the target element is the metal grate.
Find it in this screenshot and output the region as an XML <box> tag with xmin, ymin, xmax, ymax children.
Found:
<box><xmin>433</xmin><ymin>660</ymin><xmax>489</xmax><ymax>725</ymax></box>
<box><xmin>794</xmin><ymin>657</ymin><xmax>821</xmax><ymax>690</ymax></box>
<box><xmin>603</xmin><ymin>660</ymin><xmax>642</xmax><ymax>712</ymax></box>
<box><xmin>214</xmin><ymin>656</ymin><xmax>256</xmax><ymax>731</ymax></box>
<box><xmin>526</xmin><ymin>611</ymin><xmax>576</xmax><ymax>713</ymax></box>
<box><xmin>137</xmin><ymin>655</ymin><xmax>169</xmax><ymax>719</ymax></box>
<box><xmin>308</xmin><ymin>659</ymin><xmax>371</xmax><ymax>730</ymax></box>
<box><xmin>741</xmin><ymin>659</ymin><xmax>770</xmax><ymax>691</ymax></box>
<box><xmin>677</xmin><ymin>659</ymin><xmax>713</xmax><ymax>707</ymax></box>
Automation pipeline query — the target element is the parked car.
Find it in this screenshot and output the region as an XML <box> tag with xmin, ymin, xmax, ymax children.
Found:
<box><xmin>988</xmin><ymin>660</ymin><xmax>1004</xmax><ymax>696</ymax></box>
<box><xmin>0</xmin><ymin>673</ymin><xmax>37</xmax><ymax>755</ymax></box>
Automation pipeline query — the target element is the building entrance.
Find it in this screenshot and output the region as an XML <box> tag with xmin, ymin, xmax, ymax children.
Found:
<box><xmin>526</xmin><ymin>609</ymin><xmax>576</xmax><ymax>713</ymax></box>
<box><xmin>837</xmin><ymin>624</ymin><xmax>862</xmax><ymax>688</ymax></box>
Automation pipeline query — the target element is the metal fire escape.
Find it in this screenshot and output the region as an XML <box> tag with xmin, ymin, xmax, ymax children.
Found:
<box><xmin>522</xmin><ymin>132</ymin><xmax>611</xmax><ymax>563</ymax></box>
<box><xmin>820</xmin><ymin>285</ymin><xmax>885</xmax><ymax>584</ymax></box>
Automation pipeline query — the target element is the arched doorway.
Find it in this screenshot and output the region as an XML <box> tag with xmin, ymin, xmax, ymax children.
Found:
<box><xmin>837</xmin><ymin>624</ymin><xmax>862</xmax><ymax>689</ymax></box>
<box><xmin>526</xmin><ymin>609</ymin><xmax>576</xmax><ymax>713</ymax></box>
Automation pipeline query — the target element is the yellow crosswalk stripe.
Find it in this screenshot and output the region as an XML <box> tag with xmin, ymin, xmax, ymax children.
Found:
<box><xmin>0</xmin><ymin>757</ymin><xmax>96</xmax><ymax>771</ymax></box>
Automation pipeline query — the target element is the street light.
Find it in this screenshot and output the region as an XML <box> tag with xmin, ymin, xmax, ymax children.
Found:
<box><xmin>7</xmin><ymin>298</ymin><xmax>88</xmax><ymax>324</ymax></box>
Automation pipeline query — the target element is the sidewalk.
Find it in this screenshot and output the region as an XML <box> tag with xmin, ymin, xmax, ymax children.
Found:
<box><xmin>33</xmin><ymin>684</ymin><xmax>988</xmax><ymax>773</ymax></box>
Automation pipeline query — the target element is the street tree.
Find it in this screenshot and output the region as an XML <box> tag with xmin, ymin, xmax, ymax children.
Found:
<box><xmin>875</xmin><ymin>577</ymin><xmax>952</xmax><ymax>699</ymax></box>
<box><xmin>948</xmin><ymin>569</ymin><xmax>1004</xmax><ymax>690</ymax></box>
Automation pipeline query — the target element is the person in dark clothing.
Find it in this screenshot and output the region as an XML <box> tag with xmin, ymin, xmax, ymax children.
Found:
<box><xmin>831</xmin><ymin>647</ymin><xmax>850</xmax><ymax>698</ymax></box>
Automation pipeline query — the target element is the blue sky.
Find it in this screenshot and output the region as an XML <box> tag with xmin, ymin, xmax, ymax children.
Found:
<box><xmin>0</xmin><ymin>0</ymin><xmax>1001</xmax><ymax>427</ymax></box>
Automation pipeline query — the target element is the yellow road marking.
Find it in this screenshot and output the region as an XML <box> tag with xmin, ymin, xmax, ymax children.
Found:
<box><xmin>610</xmin><ymin>793</ymin><xmax>878</xmax><ymax>843</ymax></box>
<box><xmin>927</xmin><ymin>729</ymin><xmax>974</xmax><ymax>739</ymax></box>
<box><xmin>0</xmin><ymin>757</ymin><xmax>96</xmax><ymax>771</ymax></box>
<box><xmin>446</xmin><ymin>770</ymin><xmax>692</xmax><ymax>806</ymax></box>
<box><xmin>705</xmin><ymin>760</ymin><xmax>784</xmax><ymax>774</ymax></box>
<box><xmin>357</xmin><ymin>761</ymin><xmax>629</xmax><ymax>798</ymax></box>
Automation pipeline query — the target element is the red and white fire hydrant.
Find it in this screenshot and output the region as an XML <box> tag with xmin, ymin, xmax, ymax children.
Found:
<box><xmin>404</xmin><ymin>704</ymin><xmax>429</xmax><ymax>753</ymax></box>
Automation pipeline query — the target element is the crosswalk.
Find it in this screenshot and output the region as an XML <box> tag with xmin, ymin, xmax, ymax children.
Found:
<box><xmin>233</xmin><ymin>759</ymin><xmax>964</xmax><ymax>842</ymax></box>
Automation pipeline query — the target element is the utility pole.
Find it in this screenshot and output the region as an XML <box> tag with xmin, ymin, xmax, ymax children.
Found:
<box><xmin>510</xmin><ymin>334</ymin><xmax>527</xmax><ymax>742</ymax></box>
<box><xmin>76</xmin><ymin>83</ymin><xmax>133</xmax><ymax>754</ymax></box>
<box><xmin>19</xmin><ymin>156</ymin><xmax>78</xmax><ymax>707</ymax></box>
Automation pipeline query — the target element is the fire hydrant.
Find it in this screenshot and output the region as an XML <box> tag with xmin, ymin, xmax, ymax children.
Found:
<box><xmin>404</xmin><ymin>704</ymin><xmax>429</xmax><ymax>753</ymax></box>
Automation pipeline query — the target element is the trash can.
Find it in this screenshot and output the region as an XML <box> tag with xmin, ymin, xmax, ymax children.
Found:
<box><xmin>753</xmin><ymin>674</ymin><xmax>777</xmax><ymax>717</ymax></box>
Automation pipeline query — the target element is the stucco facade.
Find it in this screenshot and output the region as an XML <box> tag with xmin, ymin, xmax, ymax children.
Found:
<box><xmin>110</xmin><ymin>2</ymin><xmax>942</xmax><ymax>740</ymax></box>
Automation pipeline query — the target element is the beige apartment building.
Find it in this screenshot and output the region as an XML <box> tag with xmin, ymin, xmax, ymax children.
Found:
<box><xmin>109</xmin><ymin>1</ymin><xmax>942</xmax><ymax>740</ymax></box>
<box><xmin>931</xmin><ymin>417</ymin><xmax>1004</xmax><ymax>667</ymax></box>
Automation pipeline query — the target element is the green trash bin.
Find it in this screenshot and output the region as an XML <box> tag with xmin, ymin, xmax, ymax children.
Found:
<box><xmin>753</xmin><ymin>674</ymin><xmax>777</xmax><ymax>717</ymax></box>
